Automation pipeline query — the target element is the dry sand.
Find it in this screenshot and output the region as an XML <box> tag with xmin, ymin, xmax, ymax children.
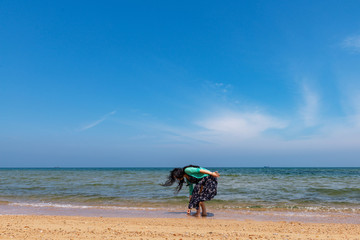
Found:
<box><xmin>1</xmin><ymin>215</ymin><xmax>360</xmax><ymax>240</ymax></box>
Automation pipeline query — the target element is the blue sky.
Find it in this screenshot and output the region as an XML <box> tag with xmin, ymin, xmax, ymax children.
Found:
<box><xmin>1</xmin><ymin>1</ymin><xmax>360</xmax><ymax>167</ymax></box>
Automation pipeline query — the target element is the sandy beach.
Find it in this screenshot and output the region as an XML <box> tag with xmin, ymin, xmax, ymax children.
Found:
<box><xmin>1</xmin><ymin>215</ymin><xmax>360</xmax><ymax>240</ymax></box>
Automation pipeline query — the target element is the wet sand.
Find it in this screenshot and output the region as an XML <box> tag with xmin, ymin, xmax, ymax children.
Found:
<box><xmin>1</xmin><ymin>215</ymin><xmax>360</xmax><ymax>240</ymax></box>
<box><xmin>2</xmin><ymin>203</ymin><xmax>360</xmax><ymax>224</ymax></box>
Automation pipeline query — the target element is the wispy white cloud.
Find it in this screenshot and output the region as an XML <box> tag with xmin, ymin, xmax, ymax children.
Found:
<box><xmin>204</xmin><ymin>81</ymin><xmax>234</xmax><ymax>102</ymax></box>
<box><xmin>213</xmin><ymin>82</ymin><xmax>232</xmax><ymax>93</ymax></box>
<box><xmin>299</xmin><ymin>83</ymin><xmax>319</xmax><ymax>127</ymax></box>
<box><xmin>79</xmin><ymin>110</ymin><xmax>116</xmax><ymax>131</ymax></box>
<box><xmin>137</xmin><ymin>110</ymin><xmax>288</xmax><ymax>147</ymax></box>
<box><xmin>342</xmin><ymin>35</ymin><xmax>360</xmax><ymax>53</ymax></box>
<box><xmin>196</xmin><ymin>111</ymin><xmax>287</xmax><ymax>141</ymax></box>
<box><xmin>104</xmin><ymin>80</ymin><xmax>360</xmax><ymax>161</ymax></box>
<box><xmin>109</xmin><ymin>98</ymin><xmax>360</xmax><ymax>166</ymax></box>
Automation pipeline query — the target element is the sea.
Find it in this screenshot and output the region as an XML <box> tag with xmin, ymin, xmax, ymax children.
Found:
<box><xmin>1</xmin><ymin>167</ymin><xmax>359</xmax><ymax>223</ymax></box>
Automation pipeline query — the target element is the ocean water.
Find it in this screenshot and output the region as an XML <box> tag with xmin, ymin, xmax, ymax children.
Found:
<box><xmin>0</xmin><ymin>168</ymin><xmax>359</xmax><ymax>214</ymax></box>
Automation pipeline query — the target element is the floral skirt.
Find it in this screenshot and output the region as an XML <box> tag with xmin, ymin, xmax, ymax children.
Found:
<box><xmin>188</xmin><ymin>176</ymin><xmax>218</xmax><ymax>210</ymax></box>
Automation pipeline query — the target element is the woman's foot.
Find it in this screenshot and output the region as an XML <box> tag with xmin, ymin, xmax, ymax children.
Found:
<box><xmin>200</xmin><ymin>202</ymin><xmax>207</xmax><ymax>216</ymax></box>
<box><xmin>194</xmin><ymin>209</ymin><xmax>201</xmax><ymax>217</ymax></box>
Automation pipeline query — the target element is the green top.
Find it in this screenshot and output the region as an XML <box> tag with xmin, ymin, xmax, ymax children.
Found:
<box><xmin>184</xmin><ymin>167</ymin><xmax>210</xmax><ymax>195</ymax></box>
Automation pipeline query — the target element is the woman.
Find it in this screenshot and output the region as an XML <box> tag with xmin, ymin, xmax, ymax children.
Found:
<box><xmin>162</xmin><ymin>165</ymin><xmax>220</xmax><ymax>217</ymax></box>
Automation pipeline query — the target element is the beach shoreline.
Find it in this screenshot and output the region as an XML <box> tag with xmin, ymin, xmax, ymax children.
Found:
<box><xmin>1</xmin><ymin>203</ymin><xmax>360</xmax><ymax>224</ymax></box>
<box><xmin>1</xmin><ymin>214</ymin><xmax>360</xmax><ymax>240</ymax></box>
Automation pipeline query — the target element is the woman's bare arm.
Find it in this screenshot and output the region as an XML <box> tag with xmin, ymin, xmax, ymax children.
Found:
<box><xmin>199</xmin><ymin>169</ymin><xmax>220</xmax><ymax>177</ymax></box>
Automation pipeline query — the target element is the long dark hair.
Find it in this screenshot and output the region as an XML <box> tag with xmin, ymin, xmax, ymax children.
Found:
<box><xmin>162</xmin><ymin>165</ymin><xmax>200</xmax><ymax>193</ymax></box>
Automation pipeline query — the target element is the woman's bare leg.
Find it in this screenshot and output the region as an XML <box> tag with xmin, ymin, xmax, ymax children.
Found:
<box><xmin>193</xmin><ymin>186</ymin><xmax>204</xmax><ymax>217</ymax></box>
<box><xmin>200</xmin><ymin>202</ymin><xmax>207</xmax><ymax>216</ymax></box>
<box><xmin>194</xmin><ymin>208</ymin><xmax>201</xmax><ymax>217</ymax></box>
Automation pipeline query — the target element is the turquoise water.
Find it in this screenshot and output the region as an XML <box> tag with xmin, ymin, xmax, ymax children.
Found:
<box><xmin>0</xmin><ymin>168</ymin><xmax>359</xmax><ymax>213</ymax></box>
